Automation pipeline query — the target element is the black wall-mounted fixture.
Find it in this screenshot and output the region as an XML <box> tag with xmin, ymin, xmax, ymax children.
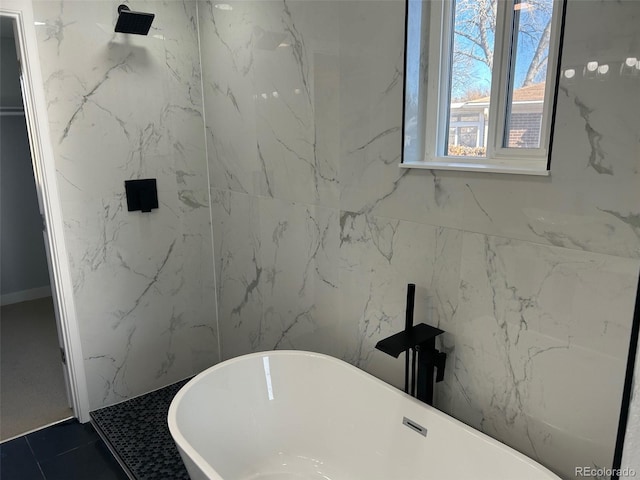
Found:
<box><xmin>115</xmin><ymin>4</ymin><xmax>155</xmax><ymax>35</ymax></box>
<box><xmin>375</xmin><ymin>284</ymin><xmax>447</xmax><ymax>406</ymax></box>
<box><xmin>125</xmin><ymin>179</ymin><xmax>158</xmax><ymax>213</ymax></box>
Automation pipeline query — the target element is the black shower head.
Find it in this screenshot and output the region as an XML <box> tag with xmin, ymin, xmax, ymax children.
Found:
<box><xmin>115</xmin><ymin>4</ymin><xmax>155</xmax><ymax>35</ymax></box>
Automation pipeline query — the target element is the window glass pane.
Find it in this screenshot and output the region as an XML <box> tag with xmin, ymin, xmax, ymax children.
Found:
<box><xmin>504</xmin><ymin>0</ymin><xmax>553</xmax><ymax>149</ymax></box>
<box><xmin>460</xmin><ymin>114</ymin><xmax>480</xmax><ymax>122</ymax></box>
<box><xmin>446</xmin><ymin>0</ymin><xmax>496</xmax><ymax>157</ymax></box>
<box><xmin>448</xmin><ymin>127</ymin><xmax>456</xmax><ymax>146</ymax></box>
<box><xmin>459</xmin><ymin>126</ymin><xmax>478</xmax><ymax>147</ymax></box>
<box><xmin>403</xmin><ymin>0</ymin><xmax>427</xmax><ymax>159</ymax></box>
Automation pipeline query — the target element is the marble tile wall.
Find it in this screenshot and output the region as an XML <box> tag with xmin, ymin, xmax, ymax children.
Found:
<box><xmin>447</xmin><ymin>234</ymin><xmax>638</xmax><ymax>475</ymax></box>
<box><xmin>32</xmin><ymin>0</ymin><xmax>219</xmax><ymax>410</ymax></box>
<box><xmin>200</xmin><ymin>0</ymin><xmax>640</xmax><ymax>478</ymax></box>
<box><xmin>26</xmin><ymin>0</ymin><xmax>638</xmax><ymax>475</ymax></box>
<box><xmin>201</xmin><ymin>0</ymin><xmax>344</xmax><ymax>363</ymax></box>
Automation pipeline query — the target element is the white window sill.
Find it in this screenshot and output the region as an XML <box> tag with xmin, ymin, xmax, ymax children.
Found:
<box><xmin>400</xmin><ymin>160</ymin><xmax>550</xmax><ymax>177</ymax></box>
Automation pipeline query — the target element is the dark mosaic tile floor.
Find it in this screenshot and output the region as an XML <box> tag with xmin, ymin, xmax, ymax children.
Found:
<box><xmin>0</xmin><ymin>419</ymin><xmax>128</xmax><ymax>480</ymax></box>
<box><xmin>90</xmin><ymin>379</ymin><xmax>191</xmax><ymax>480</ymax></box>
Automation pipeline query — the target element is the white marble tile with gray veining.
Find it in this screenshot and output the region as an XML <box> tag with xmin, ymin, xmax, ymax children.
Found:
<box><xmin>253</xmin><ymin>1</ymin><xmax>339</xmax><ymax>207</ymax></box>
<box><xmin>257</xmin><ymin>197</ymin><xmax>340</xmax><ymax>353</ymax></box>
<box><xmin>77</xmin><ymin>202</ymin><xmax>217</xmax><ymax>406</ymax></box>
<box><xmin>448</xmin><ymin>232</ymin><xmax>639</xmax><ymax>479</ymax></box>
<box><xmin>198</xmin><ymin>0</ymin><xmax>258</xmax><ymax>196</ymax></box>
<box><xmin>199</xmin><ymin>0</ymin><xmax>340</xmax><ymax>207</ymax></box>
<box><xmin>211</xmin><ymin>188</ymin><xmax>341</xmax><ymax>359</ymax></box>
<box><xmin>210</xmin><ymin>188</ymin><xmax>263</xmax><ymax>360</ymax></box>
<box><xmin>33</xmin><ymin>0</ymin><xmax>218</xmax><ymax>409</ymax></box>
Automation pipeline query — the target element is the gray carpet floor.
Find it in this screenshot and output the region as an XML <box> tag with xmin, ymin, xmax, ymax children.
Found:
<box><xmin>0</xmin><ymin>297</ymin><xmax>72</xmax><ymax>441</ymax></box>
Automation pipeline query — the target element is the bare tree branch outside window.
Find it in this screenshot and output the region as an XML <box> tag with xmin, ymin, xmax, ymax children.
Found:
<box><xmin>451</xmin><ymin>0</ymin><xmax>553</xmax><ymax>102</ymax></box>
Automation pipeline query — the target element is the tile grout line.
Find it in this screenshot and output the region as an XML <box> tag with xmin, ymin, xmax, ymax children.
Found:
<box><xmin>24</xmin><ymin>435</ymin><xmax>47</xmax><ymax>480</ymax></box>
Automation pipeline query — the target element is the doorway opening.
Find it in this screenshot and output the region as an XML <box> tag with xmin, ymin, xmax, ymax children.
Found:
<box><xmin>0</xmin><ymin>15</ymin><xmax>72</xmax><ymax>441</ymax></box>
<box><xmin>0</xmin><ymin>1</ymin><xmax>90</xmax><ymax>438</ymax></box>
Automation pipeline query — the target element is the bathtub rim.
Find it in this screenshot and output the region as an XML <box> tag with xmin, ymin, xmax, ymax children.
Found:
<box><xmin>167</xmin><ymin>350</ymin><xmax>560</xmax><ymax>480</ymax></box>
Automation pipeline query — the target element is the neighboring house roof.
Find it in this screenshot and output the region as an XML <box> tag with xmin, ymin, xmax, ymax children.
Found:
<box><xmin>509</xmin><ymin>82</ymin><xmax>546</xmax><ymax>102</ymax></box>
<box><xmin>459</xmin><ymin>82</ymin><xmax>546</xmax><ymax>107</ymax></box>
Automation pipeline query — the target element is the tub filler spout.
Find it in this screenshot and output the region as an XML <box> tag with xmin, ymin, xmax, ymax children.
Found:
<box><xmin>375</xmin><ymin>283</ymin><xmax>446</xmax><ymax>405</ymax></box>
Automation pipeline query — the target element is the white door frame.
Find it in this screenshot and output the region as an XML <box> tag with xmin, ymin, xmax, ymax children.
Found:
<box><xmin>1</xmin><ymin>0</ymin><xmax>90</xmax><ymax>423</ymax></box>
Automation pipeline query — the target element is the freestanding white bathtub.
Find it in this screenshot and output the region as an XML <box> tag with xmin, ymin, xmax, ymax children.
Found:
<box><xmin>168</xmin><ymin>351</ymin><xmax>561</xmax><ymax>480</ymax></box>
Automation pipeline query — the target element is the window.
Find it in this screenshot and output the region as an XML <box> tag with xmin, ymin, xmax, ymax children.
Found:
<box><xmin>402</xmin><ymin>0</ymin><xmax>566</xmax><ymax>175</ymax></box>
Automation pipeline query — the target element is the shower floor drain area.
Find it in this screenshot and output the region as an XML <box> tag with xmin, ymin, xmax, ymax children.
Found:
<box><xmin>90</xmin><ymin>379</ymin><xmax>191</xmax><ymax>480</ymax></box>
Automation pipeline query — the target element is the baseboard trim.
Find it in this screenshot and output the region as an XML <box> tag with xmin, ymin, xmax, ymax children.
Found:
<box><xmin>1</xmin><ymin>285</ymin><xmax>52</xmax><ymax>306</ymax></box>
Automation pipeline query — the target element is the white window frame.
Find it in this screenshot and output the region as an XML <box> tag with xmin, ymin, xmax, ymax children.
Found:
<box><xmin>402</xmin><ymin>0</ymin><xmax>566</xmax><ymax>176</ymax></box>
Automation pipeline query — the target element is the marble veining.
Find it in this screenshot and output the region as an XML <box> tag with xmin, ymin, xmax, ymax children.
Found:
<box><xmin>25</xmin><ymin>0</ymin><xmax>640</xmax><ymax>476</ymax></box>
<box><xmin>572</xmin><ymin>94</ymin><xmax>611</xmax><ymax>176</ymax></box>
<box><xmin>199</xmin><ymin>0</ymin><xmax>340</xmax><ymax>207</ymax></box>
<box><xmin>200</xmin><ymin>0</ymin><xmax>639</xmax><ymax>478</ymax></box>
<box><xmin>211</xmin><ymin>188</ymin><xmax>340</xmax><ymax>359</ymax></box>
<box><xmin>33</xmin><ymin>0</ymin><xmax>219</xmax><ymax>409</ymax></box>
<box><xmin>58</xmin><ymin>54</ymin><xmax>133</xmax><ymax>145</ymax></box>
<box><xmin>446</xmin><ymin>233</ymin><xmax>639</xmax><ymax>479</ymax></box>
